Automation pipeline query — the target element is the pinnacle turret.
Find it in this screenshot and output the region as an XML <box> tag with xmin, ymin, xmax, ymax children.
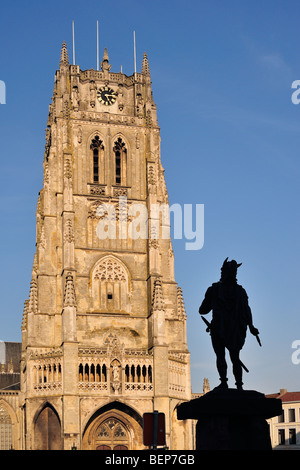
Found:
<box><xmin>28</xmin><ymin>277</ymin><xmax>38</xmax><ymax>314</ymax></box>
<box><xmin>64</xmin><ymin>272</ymin><xmax>76</xmax><ymax>307</ymax></box>
<box><xmin>21</xmin><ymin>299</ymin><xmax>29</xmax><ymax>331</ymax></box>
<box><xmin>59</xmin><ymin>41</ymin><xmax>69</xmax><ymax>67</ymax></box>
<box><xmin>101</xmin><ymin>47</ymin><xmax>111</xmax><ymax>71</ymax></box>
<box><xmin>177</xmin><ymin>286</ymin><xmax>186</xmax><ymax>318</ymax></box>
<box><xmin>152</xmin><ymin>279</ymin><xmax>164</xmax><ymax>311</ymax></box>
<box><xmin>142</xmin><ymin>52</ymin><xmax>150</xmax><ymax>76</ymax></box>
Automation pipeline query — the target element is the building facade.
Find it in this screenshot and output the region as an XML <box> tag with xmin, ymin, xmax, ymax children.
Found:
<box><xmin>266</xmin><ymin>389</ymin><xmax>300</xmax><ymax>450</ymax></box>
<box><xmin>0</xmin><ymin>342</ymin><xmax>21</xmax><ymax>450</ymax></box>
<box><xmin>0</xmin><ymin>342</ymin><xmax>21</xmax><ymax>391</ymax></box>
<box><xmin>0</xmin><ymin>42</ymin><xmax>193</xmax><ymax>450</ymax></box>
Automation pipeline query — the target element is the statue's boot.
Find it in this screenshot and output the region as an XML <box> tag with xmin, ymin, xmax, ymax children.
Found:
<box><xmin>235</xmin><ymin>382</ymin><xmax>243</xmax><ymax>390</ymax></box>
<box><xmin>232</xmin><ymin>357</ymin><xmax>243</xmax><ymax>391</ymax></box>
<box><xmin>214</xmin><ymin>378</ymin><xmax>228</xmax><ymax>390</ymax></box>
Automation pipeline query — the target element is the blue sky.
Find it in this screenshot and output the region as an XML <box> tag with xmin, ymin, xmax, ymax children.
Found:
<box><xmin>0</xmin><ymin>0</ymin><xmax>299</xmax><ymax>394</ymax></box>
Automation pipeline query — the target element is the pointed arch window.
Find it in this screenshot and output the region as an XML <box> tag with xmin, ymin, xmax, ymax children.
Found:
<box><xmin>91</xmin><ymin>256</ymin><xmax>130</xmax><ymax>313</ymax></box>
<box><xmin>91</xmin><ymin>136</ymin><xmax>104</xmax><ymax>184</ymax></box>
<box><xmin>113</xmin><ymin>138</ymin><xmax>127</xmax><ymax>185</ymax></box>
<box><xmin>95</xmin><ymin>418</ymin><xmax>129</xmax><ymax>450</ymax></box>
<box><xmin>0</xmin><ymin>406</ymin><xmax>12</xmax><ymax>450</ymax></box>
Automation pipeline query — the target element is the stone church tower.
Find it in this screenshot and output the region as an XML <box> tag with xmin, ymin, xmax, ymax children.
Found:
<box><xmin>20</xmin><ymin>42</ymin><xmax>192</xmax><ymax>450</ymax></box>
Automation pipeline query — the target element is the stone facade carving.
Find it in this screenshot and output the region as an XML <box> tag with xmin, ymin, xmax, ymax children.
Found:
<box><xmin>64</xmin><ymin>272</ymin><xmax>76</xmax><ymax>307</ymax></box>
<box><xmin>93</xmin><ymin>256</ymin><xmax>127</xmax><ymax>282</ymax></box>
<box><xmin>64</xmin><ymin>219</ymin><xmax>74</xmax><ymax>243</ymax></box>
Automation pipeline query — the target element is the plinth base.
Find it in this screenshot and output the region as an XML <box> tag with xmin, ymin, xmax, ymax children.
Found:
<box><xmin>177</xmin><ymin>388</ymin><xmax>282</xmax><ymax>450</ymax></box>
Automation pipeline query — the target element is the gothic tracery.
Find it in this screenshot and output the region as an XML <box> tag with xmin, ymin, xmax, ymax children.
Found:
<box><xmin>93</xmin><ymin>256</ymin><xmax>127</xmax><ymax>282</ymax></box>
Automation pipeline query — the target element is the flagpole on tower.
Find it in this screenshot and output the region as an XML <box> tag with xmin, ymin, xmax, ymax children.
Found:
<box><xmin>97</xmin><ymin>20</ymin><xmax>99</xmax><ymax>71</ymax></box>
<box><xmin>72</xmin><ymin>21</ymin><xmax>75</xmax><ymax>65</ymax></box>
<box><xmin>133</xmin><ymin>30</ymin><xmax>137</xmax><ymax>74</ymax></box>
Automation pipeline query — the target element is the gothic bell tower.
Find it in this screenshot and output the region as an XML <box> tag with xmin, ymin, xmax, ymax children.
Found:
<box><xmin>20</xmin><ymin>42</ymin><xmax>192</xmax><ymax>450</ymax></box>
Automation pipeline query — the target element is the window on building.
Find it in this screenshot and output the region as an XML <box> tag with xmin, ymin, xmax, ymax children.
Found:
<box><xmin>289</xmin><ymin>429</ymin><xmax>296</xmax><ymax>445</ymax></box>
<box><xmin>0</xmin><ymin>406</ymin><xmax>12</xmax><ymax>450</ymax></box>
<box><xmin>96</xmin><ymin>419</ymin><xmax>129</xmax><ymax>450</ymax></box>
<box><xmin>113</xmin><ymin>138</ymin><xmax>127</xmax><ymax>185</ymax></box>
<box><xmin>278</xmin><ymin>410</ymin><xmax>284</xmax><ymax>423</ymax></box>
<box><xmin>90</xmin><ymin>136</ymin><xmax>104</xmax><ymax>184</ymax></box>
<box><xmin>92</xmin><ymin>256</ymin><xmax>129</xmax><ymax>313</ymax></box>
<box><xmin>278</xmin><ymin>429</ymin><xmax>285</xmax><ymax>445</ymax></box>
<box><xmin>93</xmin><ymin>148</ymin><xmax>99</xmax><ymax>183</ymax></box>
<box><xmin>115</xmin><ymin>149</ymin><xmax>121</xmax><ymax>184</ymax></box>
<box><xmin>288</xmin><ymin>408</ymin><xmax>295</xmax><ymax>422</ymax></box>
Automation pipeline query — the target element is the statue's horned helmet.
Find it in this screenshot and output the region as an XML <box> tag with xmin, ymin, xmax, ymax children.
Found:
<box><xmin>222</xmin><ymin>257</ymin><xmax>242</xmax><ymax>269</ymax></box>
<box><xmin>221</xmin><ymin>258</ymin><xmax>242</xmax><ymax>278</ymax></box>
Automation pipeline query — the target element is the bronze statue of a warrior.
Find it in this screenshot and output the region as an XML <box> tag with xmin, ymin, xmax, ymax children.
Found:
<box><xmin>199</xmin><ymin>258</ymin><xmax>260</xmax><ymax>390</ymax></box>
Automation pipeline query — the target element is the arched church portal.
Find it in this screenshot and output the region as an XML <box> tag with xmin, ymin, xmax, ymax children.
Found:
<box><xmin>34</xmin><ymin>403</ymin><xmax>62</xmax><ymax>450</ymax></box>
<box><xmin>82</xmin><ymin>401</ymin><xmax>143</xmax><ymax>450</ymax></box>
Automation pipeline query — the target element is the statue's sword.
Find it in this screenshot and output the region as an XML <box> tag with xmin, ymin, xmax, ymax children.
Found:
<box><xmin>200</xmin><ymin>315</ymin><xmax>249</xmax><ymax>373</ymax></box>
<box><xmin>255</xmin><ymin>334</ymin><xmax>262</xmax><ymax>347</ymax></box>
<box><xmin>201</xmin><ymin>315</ymin><xmax>212</xmax><ymax>333</ymax></box>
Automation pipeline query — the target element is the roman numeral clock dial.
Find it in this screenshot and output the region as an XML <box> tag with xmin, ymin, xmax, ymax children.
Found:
<box><xmin>97</xmin><ymin>86</ymin><xmax>118</xmax><ymax>106</ymax></box>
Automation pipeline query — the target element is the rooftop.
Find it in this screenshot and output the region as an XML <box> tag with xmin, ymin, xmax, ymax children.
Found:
<box><xmin>266</xmin><ymin>389</ymin><xmax>300</xmax><ymax>403</ymax></box>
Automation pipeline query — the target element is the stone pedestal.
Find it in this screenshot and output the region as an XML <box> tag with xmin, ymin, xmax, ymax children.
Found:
<box><xmin>177</xmin><ymin>388</ymin><xmax>282</xmax><ymax>450</ymax></box>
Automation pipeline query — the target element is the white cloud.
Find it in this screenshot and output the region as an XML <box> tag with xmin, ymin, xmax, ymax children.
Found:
<box><xmin>259</xmin><ymin>53</ymin><xmax>290</xmax><ymax>73</ymax></box>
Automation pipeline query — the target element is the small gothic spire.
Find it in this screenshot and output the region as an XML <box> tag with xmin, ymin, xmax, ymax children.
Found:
<box><xmin>177</xmin><ymin>286</ymin><xmax>186</xmax><ymax>318</ymax></box>
<box><xmin>103</xmin><ymin>47</ymin><xmax>109</xmax><ymax>62</ymax></box>
<box><xmin>21</xmin><ymin>299</ymin><xmax>29</xmax><ymax>331</ymax></box>
<box><xmin>203</xmin><ymin>378</ymin><xmax>210</xmax><ymax>394</ymax></box>
<box><xmin>152</xmin><ymin>279</ymin><xmax>164</xmax><ymax>311</ymax></box>
<box><xmin>142</xmin><ymin>52</ymin><xmax>150</xmax><ymax>76</ymax></box>
<box><xmin>28</xmin><ymin>278</ymin><xmax>38</xmax><ymax>314</ymax></box>
<box><xmin>8</xmin><ymin>358</ymin><xmax>14</xmax><ymax>373</ymax></box>
<box><xmin>60</xmin><ymin>41</ymin><xmax>69</xmax><ymax>67</ymax></box>
<box><xmin>64</xmin><ymin>272</ymin><xmax>76</xmax><ymax>307</ymax></box>
<box><xmin>101</xmin><ymin>47</ymin><xmax>111</xmax><ymax>71</ymax></box>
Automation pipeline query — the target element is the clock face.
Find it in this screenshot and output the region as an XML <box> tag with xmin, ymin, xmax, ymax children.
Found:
<box><xmin>97</xmin><ymin>86</ymin><xmax>117</xmax><ymax>106</ymax></box>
